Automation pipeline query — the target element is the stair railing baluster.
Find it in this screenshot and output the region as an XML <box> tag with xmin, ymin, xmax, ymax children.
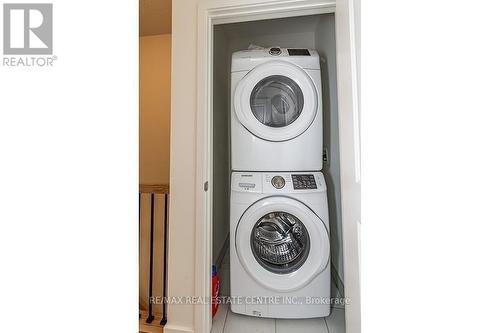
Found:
<box><xmin>139</xmin><ymin>192</ymin><xmax>142</xmax><ymax>320</ymax></box>
<box><xmin>160</xmin><ymin>193</ymin><xmax>169</xmax><ymax>325</ymax></box>
<box><xmin>146</xmin><ymin>193</ymin><xmax>155</xmax><ymax>324</ymax></box>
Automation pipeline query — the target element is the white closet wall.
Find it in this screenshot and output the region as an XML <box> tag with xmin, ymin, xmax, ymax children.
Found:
<box><xmin>314</xmin><ymin>14</ymin><xmax>344</xmax><ymax>287</ymax></box>
<box><xmin>212</xmin><ymin>26</ymin><xmax>231</xmax><ymax>264</ymax></box>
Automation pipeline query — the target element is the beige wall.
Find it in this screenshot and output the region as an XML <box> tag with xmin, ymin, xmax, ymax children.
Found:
<box><xmin>140</xmin><ymin>34</ymin><xmax>171</xmax><ymax>184</ymax></box>
<box><xmin>168</xmin><ymin>1</ymin><xmax>198</xmax><ymax>332</ymax></box>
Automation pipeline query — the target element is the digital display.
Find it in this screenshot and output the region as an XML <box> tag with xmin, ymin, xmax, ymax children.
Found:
<box><xmin>292</xmin><ymin>174</ymin><xmax>317</xmax><ymax>190</ymax></box>
<box><xmin>287</xmin><ymin>49</ymin><xmax>311</xmax><ymax>56</ymax></box>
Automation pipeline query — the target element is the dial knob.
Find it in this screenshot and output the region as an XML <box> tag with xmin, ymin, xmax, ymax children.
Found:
<box><xmin>269</xmin><ymin>47</ymin><xmax>281</xmax><ymax>56</ymax></box>
<box><xmin>271</xmin><ymin>176</ymin><xmax>285</xmax><ymax>189</ymax></box>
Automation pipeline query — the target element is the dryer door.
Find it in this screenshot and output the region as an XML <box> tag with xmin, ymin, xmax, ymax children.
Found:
<box><xmin>235</xmin><ymin>196</ymin><xmax>329</xmax><ymax>292</ymax></box>
<box><xmin>234</xmin><ymin>61</ymin><xmax>318</xmax><ymax>142</ymax></box>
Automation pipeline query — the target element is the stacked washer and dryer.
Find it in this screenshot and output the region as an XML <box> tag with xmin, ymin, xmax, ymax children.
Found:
<box><xmin>229</xmin><ymin>47</ymin><xmax>331</xmax><ymax>319</ymax></box>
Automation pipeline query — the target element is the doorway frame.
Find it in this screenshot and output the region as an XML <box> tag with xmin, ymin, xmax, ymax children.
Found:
<box><xmin>195</xmin><ymin>1</ymin><xmax>360</xmax><ymax>332</ymax></box>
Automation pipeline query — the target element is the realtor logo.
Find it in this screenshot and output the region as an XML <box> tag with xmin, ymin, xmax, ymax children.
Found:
<box><xmin>3</xmin><ymin>3</ymin><xmax>53</xmax><ymax>55</ymax></box>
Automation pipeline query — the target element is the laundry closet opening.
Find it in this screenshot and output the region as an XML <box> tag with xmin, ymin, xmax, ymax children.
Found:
<box><xmin>211</xmin><ymin>13</ymin><xmax>345</xmax><ymax>333</ymax></box>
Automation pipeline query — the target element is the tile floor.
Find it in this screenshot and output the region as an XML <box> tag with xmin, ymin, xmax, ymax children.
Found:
<box><xmin>212</xmin><ymin>303</ymin><xmax>346</xmax><ymax>333</ymax></box>
<box><xmin>211</xmin><ymin>250</ymin><xmax>346</xmax><ymax>333</ymax></box>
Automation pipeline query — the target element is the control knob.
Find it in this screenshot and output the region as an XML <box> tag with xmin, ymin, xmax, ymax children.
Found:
<box><xmin>271</xmin><ymin>176</ymin><xmax>285</xmax><ymax>189</ymax></box>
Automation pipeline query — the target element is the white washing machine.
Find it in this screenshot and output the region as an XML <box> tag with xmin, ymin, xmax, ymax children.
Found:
<box><xmin>230</xmin><ymin>171</ymin><xmax>330</xmax><ymax>319</ymax></box>
<box><xmin>231</xmin><ymin>47</ymin><xmax>323</xmax><ymax>171</ymax></box>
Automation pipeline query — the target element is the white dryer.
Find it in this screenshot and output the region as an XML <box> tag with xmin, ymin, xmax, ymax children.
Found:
<box><xmin>231</xmin><ymin>47</ymin><xmax>323</xmax><ymax>171</ymax></box>
<box><xmin>230</xmin><ymin>171</ymin><xmax>330</xmax><ymax>319</ymax></box>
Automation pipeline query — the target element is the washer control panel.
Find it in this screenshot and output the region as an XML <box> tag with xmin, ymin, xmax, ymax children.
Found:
<box><xmin>232</xmin><ymin>172</ymin><xmax>325</xmax><ymax>193</ymax></box>
<box><xmin>292</xmin><ymin>174</ymin><xmax>317</xmax><ymax>190</ymax></box>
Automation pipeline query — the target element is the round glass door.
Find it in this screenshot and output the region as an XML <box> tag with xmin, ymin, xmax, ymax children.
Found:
<box><xmin>250</xmin><ymin>75</ymin><xmax>304</xmax><ymax>128</ymax></box>
<box><xmin>234</xmin><ymin>61</ymin><xmax>318</xmax><ymax>142</ymax></box>
<box><xmin>250</xmin><ymin>211</ymin><xmax>310</xmax><ymax>274</ymax></box>
<box><xmin>235</xmin><ymin>196</ymin><xmax>329</xmax><ymax>292</ymax></box>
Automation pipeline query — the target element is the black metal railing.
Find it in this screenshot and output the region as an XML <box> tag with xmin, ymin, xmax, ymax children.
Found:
<box><xmin>139</xmin><ymin>185</ymin><xmax>169</xmax><ymax>328</ymax></box>
<box><xmin>146</xmin><ymin>192</ymin><xmax>156</xmax><ymax>323</ymax></box>
<box><xmin>160</xmin><ymin>193</ymin><xmax>169</xmax><ymax>325</ymax></box>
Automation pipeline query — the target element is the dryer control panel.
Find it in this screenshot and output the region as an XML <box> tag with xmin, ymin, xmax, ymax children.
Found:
<box><xmin>231</xmin><ymin>48</ymin><xmax>320</xmax><ymax>72</ymax></box>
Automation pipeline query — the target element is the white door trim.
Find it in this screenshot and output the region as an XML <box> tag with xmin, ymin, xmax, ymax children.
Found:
<box><xmin>195</xmin><ymin>1</ymin><xmax>360</xmax><ymax>333</ymax></box>
<box><xmin>334</xmin><ymin>1</ymin><xmax>361</xmax><ymax>332</ymax></box>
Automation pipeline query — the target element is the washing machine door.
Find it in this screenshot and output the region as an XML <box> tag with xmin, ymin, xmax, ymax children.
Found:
<box><xmin>234</xmin><ymin>61</ymin><xmax>318</xmax><ymax>142</ymax></box>
<box><xmin>235</xmin><ymin>196</ymin><xmax>329</xmax><ymax>292</ymax></box>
